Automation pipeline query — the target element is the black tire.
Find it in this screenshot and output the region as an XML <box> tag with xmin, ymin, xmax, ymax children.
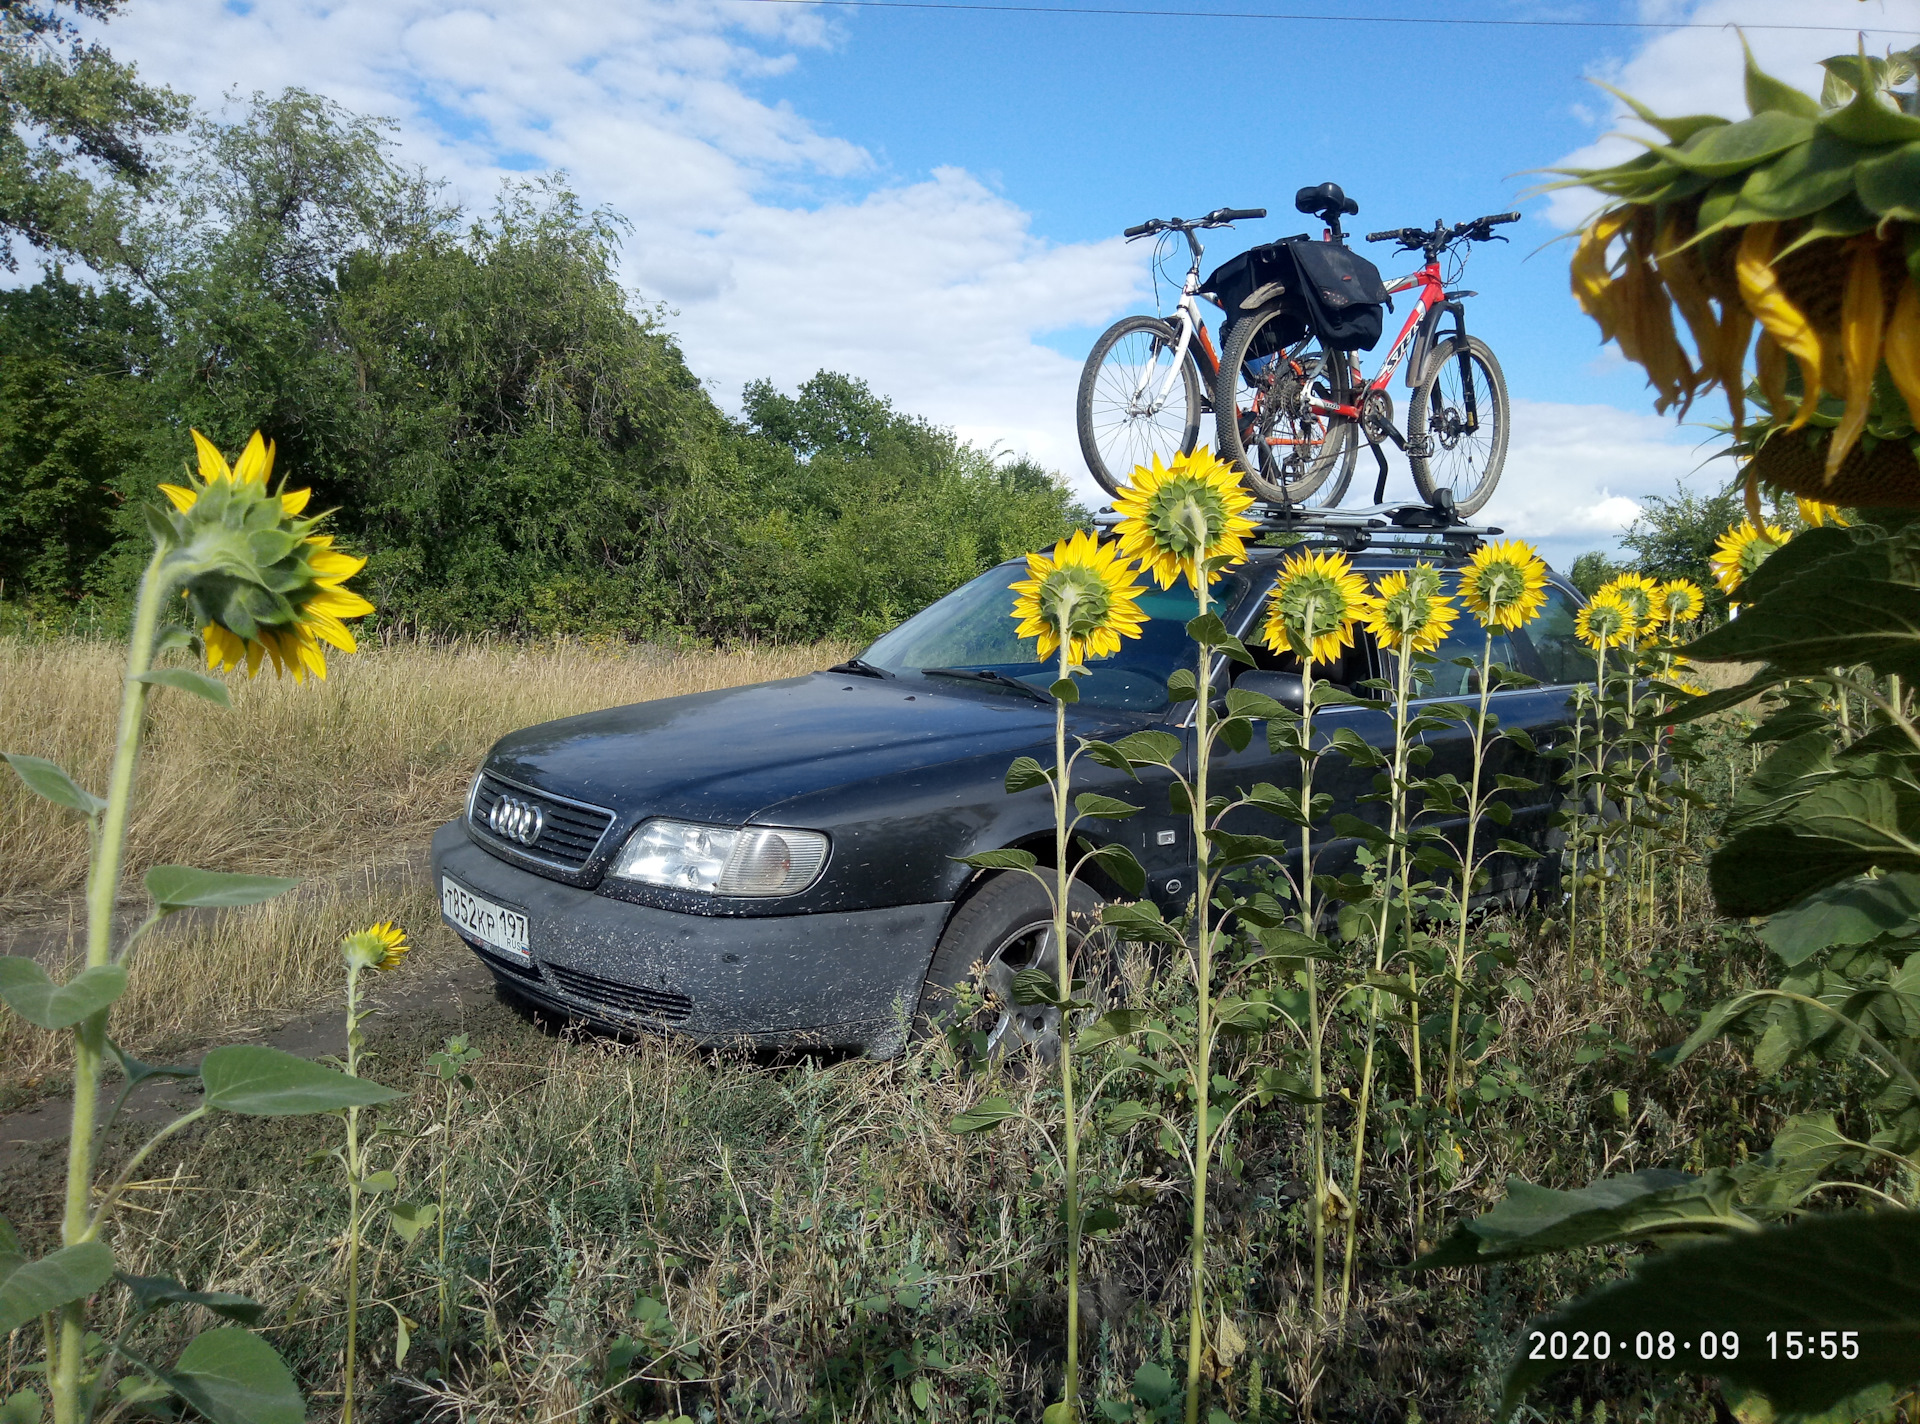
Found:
<box><xmin>1408</xmin><ymin>334</ymin><xmax>1508</xmax><ymax>518</ymax></box>
<box><xmin>1077</xmin><ymin>315</ymin><xmax>1203</xmax><ymax>498</ymax></box>
<box><xmin>916</xmin><ymin>872</ymin><xmax>1105</xmax><ymax>1059</ymax></box>
<box><xmin>1213</xmin><ymin>306</ymin><xmax>1358</xmax><ymax>506</ymax></box>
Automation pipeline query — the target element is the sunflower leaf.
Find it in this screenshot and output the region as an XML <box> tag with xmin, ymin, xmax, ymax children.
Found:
<box><xmin>2</xmin><ymin>753</ymin><xmax>105</xmax><ymax>817</ymax></box>
<box><xmin>1078</xmin><ymin>839</ymin><xmax>1146</xmax><ymax>897</ymax></box>
<box><xmin>955</xmin><ymin>849</ymin><xmax>1039</xmax><ymax>873</ymax></box>
<box><xmin>166</xmin><ymin>1327</ymin><xmax>305</xmax><ymax>1424</ymax></box>
<box><xmin>0</xmin><ymin>958</ymin><xmax>128</xmax><ymax>1030</ymax></box>
<box><xmin>1186</xmin><ymin>614</ymin><xmax>1256</xmax><ymax>665</ymax></box>
<box><xmin>1003</xmin><ymin>757</ymin><xmax>1052</xmax><ymax>794</ymax></box>
<box><xmin>1496</xmin><ymin>1213</ymin><xmax>1920</xmax><ymax>1421</ymax></box>
<box><xmin>200</xmin><ymin>1045</ymin><xmax>401</xmax><ymax>1116</ymax></box>
<box><xmin>1165</xmin><ymin>669</ymin><xmax>1197</xmax><ymax>703</ymax></box>
<box><xmin>145</xmin><ymin>867</ymin><xmax>298</xmax><ymax>915</ymax></box>
<box><xmin>1048</xmin><ymin>678</ymin><xmax>1079</xmax><ymax>704</ymax></box>
<box><xmin>0</xmin><ymin>1241</ymin><xmax>116</xmax><ymax>1335</ymax></box>
<box><xmin>1077</xmin><ymin>739</ymin><xmax>1140</xmax><ymax>779</ymax></box>
<box><xmin>1112</xmin><ymin>730</ymin><xmax>1183</xmax><ymax>767</ymax></box>
<box><xmin>133</xmin><ymin>669</ymin><xmax>231</xmax><ymax>707</ymax></box>
<box><xmin>1074</xmin><ymin>793</ymin><xmax>1140</xmax><ymax>821</ymax></box>
<box><xmin>949</xmin><ymin>1096</ymin><xmax>1018</xmax><ymax>1133</ymax></box>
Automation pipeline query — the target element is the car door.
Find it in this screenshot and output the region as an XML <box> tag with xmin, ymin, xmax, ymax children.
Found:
<box><xmin>1206</xmin><ymin>569</ymin><xmax>1397</xmax><ymax>891</ymax></box>
<box><xmin>1406</xmin><ymin>589</ymin><xmax>1567</xmax><ymax>897</ymax></box>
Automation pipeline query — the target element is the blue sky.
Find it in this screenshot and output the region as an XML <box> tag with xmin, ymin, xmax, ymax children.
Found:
<box><xmin>78</xmin><ymin>0</ymin><xmax>1920</xmax><ymax>570</ymax></box>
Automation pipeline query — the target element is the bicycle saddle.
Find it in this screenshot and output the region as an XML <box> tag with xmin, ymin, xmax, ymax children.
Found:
<box><xmin>1294</xmin><ymin>182</ymin><xmax>1359</xmax><ymax>221</ymax></box>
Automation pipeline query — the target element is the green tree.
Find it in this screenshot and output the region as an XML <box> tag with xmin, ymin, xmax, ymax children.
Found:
<box><xmin>0</xmin><ymin>0</ymin><xmax>186</xmax><ymax>266</ymax></box>
<box><xmin>1619</xmin><ymin>480</ymin><xmax>1741</xmax><ymax>612</ymax></box>
<box><xmin>0</xmin><ymin>273</ymin><xmax>168</xmax><ymax>601</ymax></box>
<box><xmin>1567</xmin><ymin>549</ymin><xmax>1622</xmax><ymax>596</ymax></box>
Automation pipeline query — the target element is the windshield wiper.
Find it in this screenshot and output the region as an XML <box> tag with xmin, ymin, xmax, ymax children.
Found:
<box><xmin>828</xmin><ymin>657</ymin><xmax>894</xmax><ymax>679</ymax></box>
<box><xmin>918</xmin><ymin>666</ymin><xmax>1053</xmax><ymax>703</ymax></box>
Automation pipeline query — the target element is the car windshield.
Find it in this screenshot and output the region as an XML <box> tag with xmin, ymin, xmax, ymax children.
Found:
<box><xmin>862</xmin><ymin>561</ymin><xmax>1251</xmax><ymax>713</ymax></box>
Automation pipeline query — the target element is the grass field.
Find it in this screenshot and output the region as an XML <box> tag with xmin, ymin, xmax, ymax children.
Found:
<box><xmin>0</xmin><ymin>636</ymin><xmax>1792</xmax><ymax>1423</ymax></box>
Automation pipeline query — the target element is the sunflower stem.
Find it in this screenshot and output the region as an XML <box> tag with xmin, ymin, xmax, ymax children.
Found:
<box><xmin>50</xmin><ymin>547</ymin><xmax>168</xmax><ymax>1424</ymax></box>
<box><xmin>1054</xmin><ymin>636</ymin><xmax>1082</xmax><ymax>1423</ymax></box>
<box><xmin>1182</xmin><ymin>558</ymin><xmax>1215</xmax><ymax>1424</ymax></box>
<box><xmin>1446</xmin><ymin>628</ymin><xmax>1498</xmax><ymax>1112</ymax></box>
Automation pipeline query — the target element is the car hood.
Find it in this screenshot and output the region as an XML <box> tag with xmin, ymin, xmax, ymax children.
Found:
<box><xmin>482</xmin><ymin>671</ymin><xmax>1110</xmax><ymax>826</ymax></box>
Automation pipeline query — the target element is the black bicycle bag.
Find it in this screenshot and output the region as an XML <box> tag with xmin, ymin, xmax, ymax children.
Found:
<box><xmin>1202</xmin><ymin>238</ymin><xmax>1389</xmax><ymax>355</ymax></box>
<box><xmin>1287</xmin><ymin>239</ymin><xmax>1389</xmax><ymax>352</ymax></box>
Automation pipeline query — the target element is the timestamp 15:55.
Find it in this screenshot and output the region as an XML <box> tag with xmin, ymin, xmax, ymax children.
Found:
<box><xmin>1771</xmin><ymin>1331</ymin><xmax>1861</xmax><ymax>1361</ymax></box>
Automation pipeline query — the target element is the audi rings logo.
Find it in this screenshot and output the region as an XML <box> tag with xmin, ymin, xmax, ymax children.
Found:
<box><xmin>488</xmin><ymin>796</ymin><xmax>545</xmax><ymax>846</ymax></box>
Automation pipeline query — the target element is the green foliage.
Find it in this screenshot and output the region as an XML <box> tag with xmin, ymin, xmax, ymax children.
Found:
<box><xmin>1499</xmin><ymin>1214</ymin><xmax>1920</xmax><ymax>1421</ymax></box>
<box><xmin>0</xmin><ymin>0</ymin><xmax>188</xmax><ymax>266</ymax></box>
<box><xmin>1620</xmin><ymin>481</ymin><xmax>1743</xmax><ymax>613</ymax></box>
<box><xmin>0</xmin><ymin>91</ymin><xmax>1081</xmax><ymax>641</ymax></box>
<box><xmin>1568</xmin><ymin>550</ymin><xmax>1624</xmax><ymax>596</ymax></box>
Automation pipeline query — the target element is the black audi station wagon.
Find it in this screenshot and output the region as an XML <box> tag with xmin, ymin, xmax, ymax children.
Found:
<box><xmin>432</xmin><ymin>505</ymin><xmax>1590</xmax><ymax>1055</ymax></box>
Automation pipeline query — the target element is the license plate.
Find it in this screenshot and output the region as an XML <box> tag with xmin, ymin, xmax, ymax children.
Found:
<box><xmin>441</xmin><ymin>876</ymin><xmax>530</xmax><ymax>962</ymax></box>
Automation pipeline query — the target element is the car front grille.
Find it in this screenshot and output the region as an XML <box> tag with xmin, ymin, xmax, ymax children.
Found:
<box><xmin>545</xmin><ymin>963</ymin><xmax>694</xmax><ymax>1024</ymax></box>
<box><xmin>470</xmin><ymin>774</ymin><xmax>615</xmax><ymax>870</ymax></box>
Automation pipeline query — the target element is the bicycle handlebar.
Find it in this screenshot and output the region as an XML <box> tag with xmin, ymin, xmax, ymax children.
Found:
<box><xmin>1365</xmin><ymin>211</ymin><xmax>1522</xmax><ymax>250</ymax></box>
<box><xmin>1122</xmin><ymin>207</ymin><xmax>1267</xmax><ymax>240</ymax></box>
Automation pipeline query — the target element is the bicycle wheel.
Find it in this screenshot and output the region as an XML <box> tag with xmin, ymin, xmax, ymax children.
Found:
<box><xmin>1408</xmin><ymin>334</ymin><xmax>1508</xmax><ymax>518</ymax></box>
<box><xmin>1214</xmin><ymin>307</ymin><xmax>1357</xmax><ymax>506</ymax></box>
<box><xmin>1076</xmin><ymin>315</ymin><xmax>1202</xmax><ymax>497</ymax></box>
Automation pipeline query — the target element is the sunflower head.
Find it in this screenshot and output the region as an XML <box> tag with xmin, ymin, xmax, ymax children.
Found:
<box><xmin>1365</xmin><ymin>563</ymin><xmax>1458</xmax><ymax>655</ymax></box>
<box><xmin>1009</xmin><ymin>530</ymin><xmax>1148</xmax><ymax>669</ymax></box>
<box><xmin>341</xmin><ymin>921</ymin><xmax>409</xmax><ymax>973</ymax></box>
<box><xmin>1262</xmin><ymin>548</ymin><xmax>1374</xmax><ymax>665</ymax></box>
<box><xmin>154</xmin><ymin>431</ymin><xmax>375</xmax><ymax>684</ymax></box>
<box><xmin>1709</xmin><ymin>519</ymin><xmax>1791</xmax><ymax>599</ymax></box>
<box><xmin>1657</xmin><ymin>579</ymin><xmax>1706</xmax><ymax>624</ymax></box>
<box><xmin>1109</xmin><ymin>448</ymin><xmax>1258</xmax><ymax>590</ymax></box>
<box><xmin>1458</xmin><ymin>539</ymin><xmax>1548</xmax><ymax>632</ymax></box>
<box><xmin>1796</xmin><ymin>498</ymin><xmax>1849</xmax><ymax>529</ymax></box>
<box><xmin>1596</xmin><ymin>571</ymin><xmax>1660</xmax><ymax>635</ymax></box>
<box><xmin>1575</xmin><ymin>590</ymin><xmax>1634</xmax><ymax>652</ymax></box>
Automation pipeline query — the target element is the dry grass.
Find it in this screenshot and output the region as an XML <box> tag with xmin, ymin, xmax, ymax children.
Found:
<box><xmin>0</xmin><ymin>860</ymin><xmax>445</xmax><ymax>1097</ymax></box>
<box><xmin>0</xmin><ymin>636</ymin><xmax>852</xmax><ymax>913</ymax></box>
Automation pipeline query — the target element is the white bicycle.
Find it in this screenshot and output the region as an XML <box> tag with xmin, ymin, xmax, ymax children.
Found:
<box><xmin>1075</xmin><ymin>206</ymin><xmax>1265</xmax><ymax>498</ymax></box>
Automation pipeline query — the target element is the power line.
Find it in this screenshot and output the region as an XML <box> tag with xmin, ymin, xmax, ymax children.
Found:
<box><xmin>725</xmin><ymin>0</ymin><xmax>1920</xmax><ymax>33</ymax></box>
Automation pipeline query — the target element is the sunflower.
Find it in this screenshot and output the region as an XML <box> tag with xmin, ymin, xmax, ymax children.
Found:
<box><xmin>1708</xmin><ymin>519</ymin><xmax>1791</xmax><ymax>599</ymax></box>
<box><xmin>1262</xmin><ymin>548</ymin><xmax>1374</xmax><ymax>665</ymax></box>
<box><xmin>1596</xmin><ymin>571</ymin><xmax>1660</xmax><ymax>636</ymax></box>
<box><xmin>1796</xmin><ymin>498</ymin><xmax>1848</xmax><ymax>529</ymax></box>
<box><xmin>159</xmin><ymin>431</ymin><xmax>375</xmax><ymax>683</ymax></box>
<box><xmin>341</xmin><ymin>921</ymin><xmax>409</xmax><ymax>973</ymax></box>
<box><xmin>1109</xmin><ymin>447</ymin><xmax>1258</xmax><ymax>590</ymax></box>
<box><xmin>1457</xmin><ymin>539</ymin><xmax>1548</xmax><ymax>632</ymax></box>
<box><xmin>1664</xmin><ymin>655</ymin><xmax>1708</xmax><ymax>698</ymax></box>
<box><xmin>1575</xmin><ymin>590</ymin><xmax>1633</xmax><ymax>652</ymax></box>
<box><xmin>1657</xmin><ymin>579</ymin><xmax>1705</xmax><ymax>625</ymax></box>
<box><xmin>1010</xmin><ymin>529</ymin><xmax>1148</xmax><ymax>667</ymax></box>
<box><xmin>1365</xmin><ymin>564</ymin><xmax>1458</xmax><ymax>655</ymax></box>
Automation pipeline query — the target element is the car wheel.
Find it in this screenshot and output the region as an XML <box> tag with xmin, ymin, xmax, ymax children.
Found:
<box><xmin>916</xmin><ymin>871</ymin><xmax>1106</xmax><ymax>1061</ymax></box>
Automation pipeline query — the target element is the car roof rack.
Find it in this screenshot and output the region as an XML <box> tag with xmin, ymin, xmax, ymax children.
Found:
<box><xmin>1091</xmin><ymin>493</ymin><xmax>1504</xmax><ymax>556</ymax></box>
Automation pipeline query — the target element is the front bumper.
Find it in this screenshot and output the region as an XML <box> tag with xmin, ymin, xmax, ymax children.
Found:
<box><xmin>431</xmin><ymin>821</ymin><xmax>950</xmax><ymax>1055</ymax></box>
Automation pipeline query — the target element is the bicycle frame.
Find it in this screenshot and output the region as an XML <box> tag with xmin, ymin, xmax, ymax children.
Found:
<box><xmin>1307</xmin><ymin>254</ymin><xmax>1450</xmax><ymax>424</ymax></box>
<box><xmin>1131</xmin><ymin>230</ymin><xmax>1220</xmax><ymax>414</ymax></box>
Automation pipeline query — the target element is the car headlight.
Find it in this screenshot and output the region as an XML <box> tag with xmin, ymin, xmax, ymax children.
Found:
<box><xmin>608</xmin><ymin>819</ymin><xmax>829</xmax><ymax>896</ymax></box>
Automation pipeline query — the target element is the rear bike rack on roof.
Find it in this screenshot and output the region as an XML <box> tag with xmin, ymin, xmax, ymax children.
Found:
<box><xmin>1091</xmin><ymin>489</ymin><xmax>1505</xmax><ymax>558</ymax></box>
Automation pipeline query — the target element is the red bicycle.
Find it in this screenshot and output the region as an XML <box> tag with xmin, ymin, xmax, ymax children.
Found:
<box><xmin>1213</xmin><ymin>198</ymin><xmax>1518</xmax><ymax>516</ymax></box>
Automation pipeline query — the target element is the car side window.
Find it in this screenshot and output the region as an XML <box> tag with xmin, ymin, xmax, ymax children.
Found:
<box><xmin>1524</xmin><ymin>584</ymin><xmax>1589</xmax><ymax>685</ymax></box>
<box><xmin>1419</xmin><ymin>620</ymin><xmax>1532</xmax><ymax>699</ymax></box>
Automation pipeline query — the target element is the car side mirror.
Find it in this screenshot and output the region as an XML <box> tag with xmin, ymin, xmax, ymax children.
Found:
<box><xmin>1231</xmin><ymin>669</ymin><xmax>1306</xmax><ymax>712</ymax></box>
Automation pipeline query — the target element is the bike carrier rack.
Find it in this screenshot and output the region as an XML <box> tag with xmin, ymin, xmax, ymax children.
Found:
<box><xmin>1092</xmin><ymin>490</ymin><xmax>1503</xmax><ymax>556</ymax></box>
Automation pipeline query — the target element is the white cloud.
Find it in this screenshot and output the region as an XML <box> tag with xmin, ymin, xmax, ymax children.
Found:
<box><xmin>1492</xmin><ymin>398</ymin><xmax>1714</xmax><ymax>569</ymax></box>
<box><xmin>88</xmin><ymin>0</ymin><xmax>1143</xmax><ymax>491</ymax></box>
<box><xmin>1543</xmin><ymin>0</ymin><xmax>1917</xmax><ymax>229</ymax></box>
